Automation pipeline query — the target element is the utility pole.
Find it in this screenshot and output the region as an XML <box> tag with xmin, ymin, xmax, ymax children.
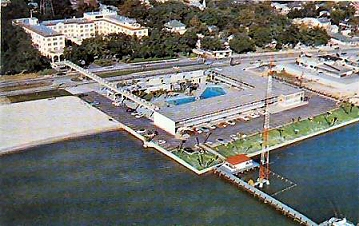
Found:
<box><xmin>40</xmin><ymin>0</ymin><xmax>54</xmax><ymax>17</ymax></box>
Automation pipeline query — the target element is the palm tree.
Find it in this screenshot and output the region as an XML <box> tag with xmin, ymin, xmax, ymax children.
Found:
<box><xmin>350</xmin><ymin>103</ymin><xmax>354</xmax><ymax>113</ymax></box>
<box><xmin>277</xmin><ymin>128</ymin><xmax>284</xmax><ymax>138</ymax></box>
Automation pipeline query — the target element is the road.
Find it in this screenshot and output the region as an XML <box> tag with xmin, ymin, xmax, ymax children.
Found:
<box><xmin>1</xmin><ymin>47</ymin><xmax>358</xmax><ymax>97</ymax></box>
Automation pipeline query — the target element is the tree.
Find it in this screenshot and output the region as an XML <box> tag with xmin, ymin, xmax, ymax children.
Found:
<box><xmin>201</xmin><ymin>36</ymin><xmax>222</xmax><ymax>51</ymax></box>
<box><xmin>229</xmin><ymin>35</ymin><xmax>255</xmax><ymax>53</ymax></box>
<box><xmin>249</xmin><ymin>26</ymin><xmax>272</xmax><ymax>48</ymax></box>
<box><xmin>99</xmin><ymin>0</ymin><xmax>124</xmax><ymax>6</ymax></box>
<box><xmin>1</xmin><ymin>0</ymin><xmax>50</xmax><ymax>74</ymax></box>
<box><xmin>287</xmin><ymin>2</ymin><xmax>318</xmax><ymax>19</ymax></box>
<box><xmin>299</xmin><ymin>27</ymin><xmax>330</xmax><ymax>46</ymax></box>
<box><xmin>119</xmin><ymin>0</ymin><xmax>148</xmax><ymax>22</ymax></box>
<box><xmin>189</xmin><ymin>15</ymin><xmax>201</xmax><ymax>28</ymax></box>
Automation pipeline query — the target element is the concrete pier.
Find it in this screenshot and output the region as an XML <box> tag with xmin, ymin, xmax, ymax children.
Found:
<box><xmin>214</xmin><ymin>167</ymin><xmax>318</xmax><ymax>226</ymax></box>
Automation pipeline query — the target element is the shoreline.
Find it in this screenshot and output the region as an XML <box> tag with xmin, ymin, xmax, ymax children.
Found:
<box><xmin>247</xmin><ymin>117</ymin><xmax>359</xmax><ymax>158</ymax></box>
<box><xmin>0</xmin><ymin>125</ymin><xmax>121</xmax><ymax>156</ymax></box>
<box><xmin>1</xmin><ymin>103</ymin><xmax>358</xmax><ymax>175</ymax></box>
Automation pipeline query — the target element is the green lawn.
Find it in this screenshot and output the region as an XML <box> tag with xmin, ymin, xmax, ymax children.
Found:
<box><xmin>94</xmin><ymin>59</ymin><xmax>115</xmax><ymax>67</ymax></box>
<box><xmin>98</xmin><ymin>69</ymin><xmax>140</xmax><ymax>78</ymax></box>
<box><xmin>126</xmin><ymin>56</ymin><xmax>176</xmax><ymax>63</ymax></box>
<box><xmin>172</xmin><ymin>150</ymin><xmax>223</xmax><ymax>171</ymax></box>
<box><xmin>7</xmin><ymin>89</ymin><xmax>71</xmax><ymax>103</ymax></box>
<box><xmin>215</xmin><ymin>104</ymin><xmax>359</xmax><ymax>158</ymax></box>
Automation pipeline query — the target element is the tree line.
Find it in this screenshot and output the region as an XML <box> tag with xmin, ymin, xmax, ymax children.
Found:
<box><xmin>2</xmin><ymin>0</ymin><xmax>355</xmax><ymax>73</ymax></box>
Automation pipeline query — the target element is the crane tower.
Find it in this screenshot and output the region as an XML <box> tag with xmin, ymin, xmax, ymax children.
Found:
<box><xmin>258</xmin><ymin>59</ymin><xmax>274</xmax><ymax>188</ymax></box>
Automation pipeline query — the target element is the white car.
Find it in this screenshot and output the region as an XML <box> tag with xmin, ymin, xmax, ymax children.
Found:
<box><xmin>209</xmin><ymin>125</ymin><xmax>216</xmax><ymax>130</ymax></box>
<box><xmin>135</xmin><ymin>114</ymin><xmax>144</xmax><ymax>118</ymax></box>
<box><xmin>136</xmin><ymin>129</ymin><xmax>146</xmax><ymax>134</ymax></box>
<box><xmin>239</xmin><ymin>116</ymin><xmax>250</xmax><ymax>121</ymax></box>
<box><xmin>250</xmin><ymin>113</ymin><xmax>260</xmax><ymax>119</ymax></box>
<box><xmin>226</xmin><ymin>120</ymin><xmax>236</xmax><ymax>125</ymax></box>
<box><xmin>157</xmin><ymin>139</ymin><xmax>166</xmax><ymax>145</ymax></box>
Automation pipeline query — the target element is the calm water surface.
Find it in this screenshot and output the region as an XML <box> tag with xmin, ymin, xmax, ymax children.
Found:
<box><xmin>0</xmin><ymin>124</ymin><xmax>358</xmax><ymax>225</ymax></box>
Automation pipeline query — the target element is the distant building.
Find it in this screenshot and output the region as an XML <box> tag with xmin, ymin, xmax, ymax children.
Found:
<box><xmin>271</xmin><ymin>2</ymin><xmax>290</xmax><ymax>15</ymax></box>
<box><xmin>329</xmin><ymin>32</ymin><xmax>359</xmax><ymax>46</ymax></box>
<box><xmin>296</xmin><ymin>55</ymin><xmax>355</xmax><ymax>78</ymax></box>
<box><xmin>188</xmin><ymin>0</ymin><xmax>206</xmax><ymax>11</ymax></box>
<box><xmin>164</xmin><ymin>20</ymin><xmax>187</xmax><ymax>35</ymax></box>
<box><xmin>12</xmin><ymin>17</ymin><xmax>66</xmax><ymax>62</ymax></box>
<box><xmin>1</xmin><ymin>0</ymin><xmax>11</xmax><ymax>6</ymax></box>
<box><xmin>207</xmin><ymin>25</ymin><xmax>219</xmax><ymax>33</ymax></box>
<box><xmin>292</xmin><ymin>17</ymin><xmax>331</xmax><ymax>31</ymax></box>
<box><xmin>192</xmin><ymin>48</ymin><xmax>232</xmax><ymax>59</ymax></box>
<box><xmin>319</xmin><ymin>10</ymin><xmax>330</xmax><ymax>18</ymax></box>
<box><xmin>13</xmin><ymin>8</ymin><xmax>148</xmax><ymax>62</ymax></box>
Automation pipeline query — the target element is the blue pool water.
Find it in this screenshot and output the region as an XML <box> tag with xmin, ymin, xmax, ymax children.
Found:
<box><xmin>166</xmin><ymin>96</ymin><xmax>195</xmax><ymax>105</ymax></box>
<box><xmin>200</xmin><ymin>86</ymin><xmax>226</xmax><ymax>99</ymax></box>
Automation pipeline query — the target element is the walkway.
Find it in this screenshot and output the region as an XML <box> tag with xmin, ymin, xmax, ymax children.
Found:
<box><xmin>58</xmin><ymin>60</ymin><xmax>159</xmax><ymax>111</ymax></box>
<box><xmin>214</xmin><ymin>167</ymin><xmax>318</xmax><ymax>226</ymax></box>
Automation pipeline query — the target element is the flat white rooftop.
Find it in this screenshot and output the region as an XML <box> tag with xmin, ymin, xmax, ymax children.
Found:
<box><xmin>158</xmin><ymin>66</ymin><xmax>303</xmax><ymax>122</ymax></box>
<box><xmin>0</xmin><ymin>96</ymin><xmax>120</xmax><ymax>154</ymax></box>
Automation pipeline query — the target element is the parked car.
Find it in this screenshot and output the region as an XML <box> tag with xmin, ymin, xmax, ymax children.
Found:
<box><xmin>217</xmin><ymin>122</ymin><xmax>227</xmax><ymax>128</ymax></box>
<box><xmin>126</xmin><ymin>108</ymin><xmax>135</xmax><ymax>112</ymax></box>
<box><xmin>209</xmin><ymin>125</ymin><xmax>216</xmax><ymax>130</ymax></box>
<box><xmin>239</xmin><ymin>115</ymin><xmax>250</xmax><ymax>121</ymax></box>
<box><xmin>250</xmin><ymin>113</ymin><xmax>260</xmax><ymax>119</ymax></box>
<box><xmin>230</xmin><ymin>134</ymin><xmax>239</xmax><ymax>141</ymax></box>
<box><xmin>216</xmin><ymin>138</ymin><xmax>227</xmax><ymax>145</ymax></box>
<box><xmin>194</xmin><ymin>128</ymin><xmax>203</xmax><ymax>134</ymax></box>
<box><xmin>200</xmin><ymin>126</ymin><xmax>210</xmax><ymax>133</ymax></box>
<box><xmin>135</xmin><ymin>114</ymin><xmax>144</xmax><ymax>119</ymax></box>
<box><xmin>183</xmin><ymin>147</ymin><xmax>196</xmax><ymax>155</ymax></box>
<box><xmin>91</xmin><ymin>101</ymin><xmax>100</xmax><ymax>106</ymax></box>
<box><xmin>157</xmin><ymin>139</ymin><xmax>166</xmax><ymax>145</ymax></box>
<box><xmin>112</xmin><ymin>101</ymin><xmax>120</xmax><ymax>106</ymax></box>
<box><xmin>226</xmin><ymin>120</ymin><xmax>236</xmax><ymax>125</ymax></box>
<box><xmin>136</xmin><ymin>128</ymin><xmax>146</xmax><ymax>134</ymax></box>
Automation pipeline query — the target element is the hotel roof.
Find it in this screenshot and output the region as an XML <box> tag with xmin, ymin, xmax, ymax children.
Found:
<box><xmin>158</xmin><ymin>66</ymin><xmax>302</xmax><ymax>122</ymax></box>
<box><xmin>41</xmin><ymin>18</ymin><xmax>92</xmax><ymax>26</ymax></box>
<box><xmin>26</xmin><ymin>24</ymin><xmax>63</xmax><ymax>37</ymax></box>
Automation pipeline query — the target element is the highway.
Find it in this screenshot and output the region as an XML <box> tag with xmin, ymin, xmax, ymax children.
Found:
<box><xmin>1</xmin><ymin>47</ymin><xmax>358</xmax><ymax>97</ymax></box>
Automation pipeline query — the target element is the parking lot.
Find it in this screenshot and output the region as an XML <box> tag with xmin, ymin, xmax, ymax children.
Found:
<box><xmin>80</xmin><ymin>90</ymin><xmax>337</xmax><ymax>153</ymax></box>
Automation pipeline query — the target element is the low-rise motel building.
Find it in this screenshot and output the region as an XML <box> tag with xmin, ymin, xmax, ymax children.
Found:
<box><xmin>115</xmin><ymin>66</ymin><xmax>307</xmax><ymax>136</ymax></box>
<box><xmin>12</xmin><ymin>8</ymin><xmax>148</xmax><ymax>62</ymax></box>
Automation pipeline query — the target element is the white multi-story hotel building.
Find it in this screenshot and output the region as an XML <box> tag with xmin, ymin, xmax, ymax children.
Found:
<box><xmin>13</xmin><ymin>8</ymin><xmax>148</xmax><ymax>62</ymax></box>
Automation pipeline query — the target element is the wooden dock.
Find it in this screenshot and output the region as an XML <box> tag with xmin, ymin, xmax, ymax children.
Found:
<box><xmin>214</xmin><ymin>168</ymin><xmax>318</xmax><ymax>226</ymax></box>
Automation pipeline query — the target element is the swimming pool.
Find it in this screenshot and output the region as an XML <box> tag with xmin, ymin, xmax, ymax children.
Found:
<box><xmin>200</xmin><ymin>86</ymin><xmax>226</xmax><ymax>99</ymax></box>
<box><xmin>166</xmin><ymin>96</ymin><xmax>196</xmax><ymax>106</ymax></box>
